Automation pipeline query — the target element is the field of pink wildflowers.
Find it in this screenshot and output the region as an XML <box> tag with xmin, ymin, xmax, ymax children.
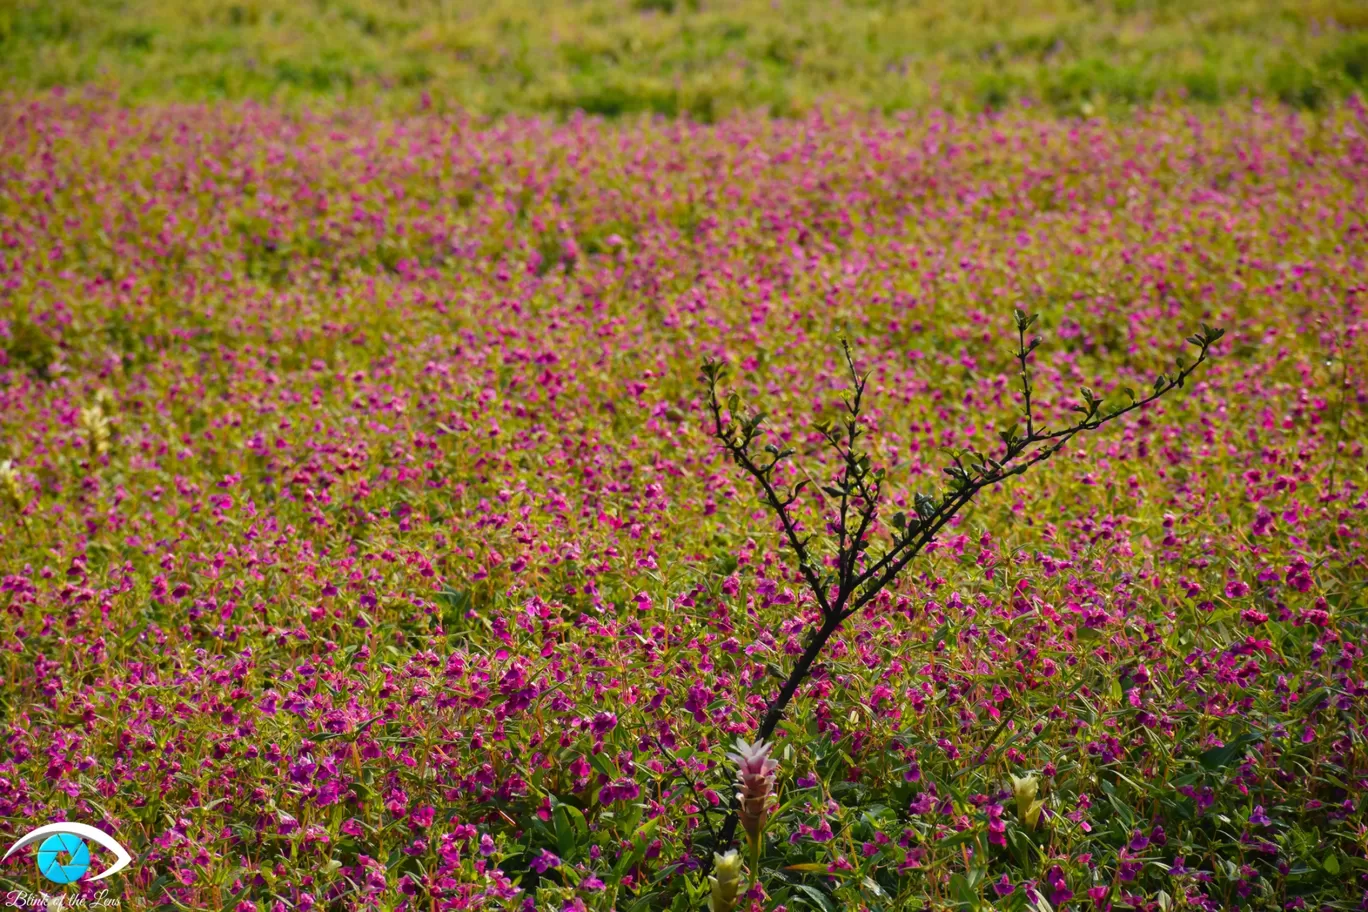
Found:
<box><xmin>1</xmin><ymin>96</ymin><xmax>1367</xmax><ymax>911</ymax></box>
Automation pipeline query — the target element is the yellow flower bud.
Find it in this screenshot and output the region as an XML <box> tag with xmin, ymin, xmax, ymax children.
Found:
<box><xmin>80</xmin><ymin>404</ymin><xmax>111</xmax><ymax>458</ymax></box>
<box><xmin>0</xmin><ymin>460</ymin><xmax>20</xmax><ymax>508</ymax></box>
<box><xmin>1024</xmin><ymin>798</ymin><xmax>1045</xmax><ymax>831</ymax></box>
<box><xmin>1010</xmin><ymin>773</ymin><xmax>1042</xmax><ymax>831</ymax></box>
<box><xmin>708</xmin><ymin>849</ymin><xmax>745</xmax><ymax>912</ymax></box>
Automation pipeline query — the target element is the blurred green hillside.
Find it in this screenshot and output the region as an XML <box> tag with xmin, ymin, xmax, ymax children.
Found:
<box><xmin>2</xmin><ymin>0</ymin><xmax>1366</xmax><ymax>117</ymax></box>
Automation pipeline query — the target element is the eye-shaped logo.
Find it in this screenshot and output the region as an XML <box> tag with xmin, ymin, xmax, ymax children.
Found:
<box><xmin>2</xmin><ymin>823</ymin><xmax>132</xmax><ymax>884</ymax></box>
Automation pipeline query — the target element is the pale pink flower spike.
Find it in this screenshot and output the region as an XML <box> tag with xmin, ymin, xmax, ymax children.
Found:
<box><xmin>728</xmin><ymin>738</ymin><xmax>779</xmax><ymax>846</ymax></box>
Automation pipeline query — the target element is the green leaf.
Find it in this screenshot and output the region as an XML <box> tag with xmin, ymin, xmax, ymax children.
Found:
<box><xmin>793</xmin><ymin>884</ymin><xmax>838</xmax><ymax>912</ymax></box>
<box><xmin>1198</xmin><ymin>732</ymin><xmax>1258</xmax><ymax>770</ymax></box>
<box><xmin>554</xmin><ymin>804</ymin><xmax>588</xmax><ymax>860</ymax></box>
<box><xmin>1008</xmin><ymin>827</ymin><xmax>1037</xmax><ymax>869</ymax></box>
<box><xmin>614</xmin><ymin>816</ymin><xmax>660</xmax><ymax>876</ymax></box>
<box><xmin>950</xmin><ymin>872</ymin><xmax>977</xmax><ymax>907</ymax></box>
<box><xmin>587</xmin><ymin>749</ymin><xmax>619</xmax><ymax>780</ymax></box>
<box><xmin>936</xmin><ymin>828</ymin><xmax>979</xmax><ymax>849</ymax></box>
<box><xmin>1324</xmin><ymin>853</ymin><xmax>1341</xmax><ymax>875</ymax></box>
<box><xmin>625</xmin><ymin>893</ymin><xmax>661</xmax><ymax>912</ymax></box>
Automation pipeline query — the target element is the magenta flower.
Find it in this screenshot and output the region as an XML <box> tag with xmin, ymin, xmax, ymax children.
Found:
<box><xmin>599</xmin><ymin>778</ymin><xmax>641</xmax><ymax>804</ymax></box>
<box><xmin>530</xmin><ymin>849</ymin><xmax>561</xmax><ymax>873</ymax></box>
<box><xmin>1043</xmin><ymin>865</ymin><xmax>1073</xmax><ymax>905</ymax></box>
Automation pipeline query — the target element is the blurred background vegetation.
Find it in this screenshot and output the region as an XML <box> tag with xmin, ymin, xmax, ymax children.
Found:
<box><xmin>1</xmin><ymin>0</ymin><xmax>1366</xmax><ymax>118</ymax></box>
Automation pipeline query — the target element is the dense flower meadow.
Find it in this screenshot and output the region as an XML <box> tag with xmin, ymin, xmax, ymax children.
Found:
<box><xmin>1</xmin><ymin>95</ymin><xmax>1366</xmax><ymax>911</ymax></box>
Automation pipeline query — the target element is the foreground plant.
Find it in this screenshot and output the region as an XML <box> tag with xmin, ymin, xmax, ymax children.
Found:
<box><xmin>702</xmin><ymin>310</ymin><xmax>1224</xmax><ymax>853</ymax></box>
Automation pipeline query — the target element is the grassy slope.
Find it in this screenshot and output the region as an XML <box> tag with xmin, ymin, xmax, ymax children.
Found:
<box><xmin>2</xmin><ymin>0</ymin><xmax>1367</xmax><ymax>117</ymax></box>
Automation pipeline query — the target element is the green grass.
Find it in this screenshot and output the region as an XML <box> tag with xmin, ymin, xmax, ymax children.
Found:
<box><xmin>1</xmin><ymin>0</ymin><xmax>1366</xmax><ymax>117</ymax></box>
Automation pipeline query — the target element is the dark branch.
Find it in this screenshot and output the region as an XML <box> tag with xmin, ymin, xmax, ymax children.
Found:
<box><xmin>698</xmin><ymin>314</ymin><xmax>1225</xmax><ymax>863</ymax></box>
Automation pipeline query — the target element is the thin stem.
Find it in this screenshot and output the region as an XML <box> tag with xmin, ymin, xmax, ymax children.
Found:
<box><xmin>1016</xmin><ymin>312</ymin><xmax>1039</xmax><ymax>438</ymax></box>
<box><xmin>1326</xmin><ymin>347</ymin><xmax>1352</xmax><ymax>494</ymax></box>
<box><xmin>704</xmin><ymin>381</ymin><xmax>832</xmax><ymax>617</ymax></box>
<box><xmin>654</xmin><ymin>736</ymin><xmax>720</xmax><ymax>849</ymax></box>
<box><xmin>749</xmin><ymin>831</ymin><xmax>762</xmax><ymax>898</ymax></box>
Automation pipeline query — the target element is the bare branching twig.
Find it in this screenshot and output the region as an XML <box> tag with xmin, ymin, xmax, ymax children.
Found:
<box><xmin>699</xmin><ymin>311</ymin><xmax>1224</xmax><ymax>858</ymax></box>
